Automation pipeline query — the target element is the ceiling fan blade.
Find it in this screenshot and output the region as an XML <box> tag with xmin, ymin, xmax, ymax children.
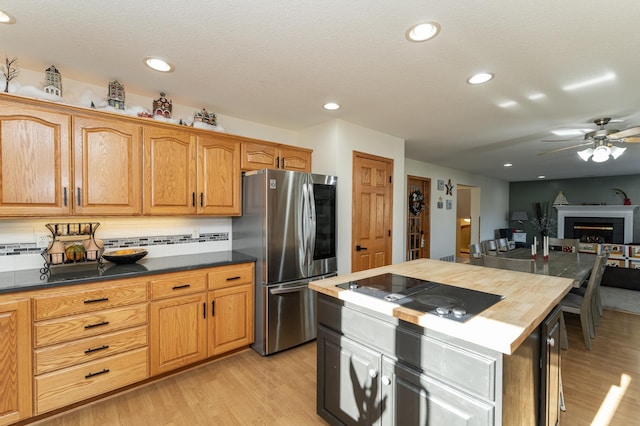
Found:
<box><xmin>541</xmin><ymin>138</ymin><xmax>584</xmax><ymax>143</ymax></box>
<box><xmin>623</xmin><ymin>137</ymin><xmax>640</xmax><ymax>143</ymax></box>
<box><xmin>609</xmin><ymin>126</ymin><xmax>640</xmax><ymax>139</ymax></box>
<box><xmin>537</xmin><ymin>142</ymin><xmax>592</xmax><ymax>155</ymax></box>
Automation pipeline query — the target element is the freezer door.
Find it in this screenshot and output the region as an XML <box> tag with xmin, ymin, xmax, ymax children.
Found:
<box><xmin>309</xmin><ymin>173</ymin><xmax>337</xmax><ymax>277</ymax></box>
<box><xmin>265</xmin><ymin>280</ymin><xmax>317</xmax><ymax>355</ymax></box>
<box><xmin>265</xmin><ymin>169</ymin><xmax>308</xmax><ymax>283</ymax></box>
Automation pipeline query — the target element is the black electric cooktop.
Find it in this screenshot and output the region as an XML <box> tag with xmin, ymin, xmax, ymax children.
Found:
<box><xmin>336</xmin><ymin>273</ymin><xmax>503</xmax><ymax>322</ymax></box>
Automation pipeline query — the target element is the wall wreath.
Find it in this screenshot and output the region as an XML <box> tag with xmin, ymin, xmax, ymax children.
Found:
<box><xmin>409</xmin><ymin>190</ymin><xmax>425</xmax><ymax>216</ymax></box>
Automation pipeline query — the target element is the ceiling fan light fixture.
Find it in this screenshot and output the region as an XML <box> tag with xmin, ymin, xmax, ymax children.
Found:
<box><xmin>577</xmin><ymin>148</ymin><xmax>593</xmax><ymax>161</ymax></box>
<box><xmin>610</xmin><ymin>145</ymin><xmax>627</xmax><ymax>159</ymax></box>
<box><xmin>591</xmin><ymin>145</ymin><xmax>611</xmax><ymax>162</ymax></box>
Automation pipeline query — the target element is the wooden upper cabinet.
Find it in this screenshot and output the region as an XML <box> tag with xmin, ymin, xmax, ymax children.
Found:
<box><xmin>197</xmin><ymin>134</ymin><xmax>241</xmax><ymax>216</ymax></box>
<box><xmin>143</xmin><ymin>126</ymin><xmax>197</xmax><ymax>215</ymax></box>
<box><xmin>0</xmin><ymin>100</ymin><xmax>71</xmax><ymax>216</ymax></box>
<box><xmin>241</xmin><ymin>141</ymin><xmax>312</xmax><ymax>172</ymax></box>
<box><xmin>72</xmin><ymin>115</ymin><xmax>142</xmax><ymax>215</ymax></box>
<box><xmin>279</xmin><ymin>145</ymin><xmax>312</xmax><ymax>172</ymax></box>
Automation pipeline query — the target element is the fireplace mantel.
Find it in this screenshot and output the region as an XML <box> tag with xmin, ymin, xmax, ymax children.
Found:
<box><xmin>555</xmin><ymin>205</ymin><xmax>639</xmax><ymax>243</ymax></box>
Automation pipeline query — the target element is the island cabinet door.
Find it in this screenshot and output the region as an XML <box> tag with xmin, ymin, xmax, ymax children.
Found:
<box><xmin>380</xmin><ymin>358</ymin><xmax>494</xmax><ymax>426</ymax></box>
<box><xmin>317</xmin><ymin>327</ymin><xmax>384</xmax><ymax>426</ymax></box>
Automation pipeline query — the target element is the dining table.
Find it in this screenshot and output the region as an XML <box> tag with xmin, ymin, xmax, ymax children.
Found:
<box><xmin>497</xmin><ymin>247</ymin><xmax>597</xmax><ymax>287</ymax></box>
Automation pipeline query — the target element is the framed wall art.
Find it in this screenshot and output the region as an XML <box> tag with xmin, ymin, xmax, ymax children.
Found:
<box><xmin>437</xmin><ymin>180</ymin><xmax>444</xmax><ymax>191</ymax></box>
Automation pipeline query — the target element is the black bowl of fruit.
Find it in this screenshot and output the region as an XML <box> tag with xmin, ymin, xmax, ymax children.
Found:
<box><xmin>102</xmin><ymin>248</ymin><xmax>148</xmax><ymax>264</ymax></box>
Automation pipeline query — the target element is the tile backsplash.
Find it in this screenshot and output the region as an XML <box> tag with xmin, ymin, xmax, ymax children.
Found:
<box><xmin>0</xmin><ymin>217</ymin><xmax>233</xmax><ymax>272</ymax></box>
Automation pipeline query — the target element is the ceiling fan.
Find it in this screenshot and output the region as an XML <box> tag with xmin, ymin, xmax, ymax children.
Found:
<box><xmin>538</xmin><ymin>118</ymin><xmax>640</xmax><ymax>161</ymax></box>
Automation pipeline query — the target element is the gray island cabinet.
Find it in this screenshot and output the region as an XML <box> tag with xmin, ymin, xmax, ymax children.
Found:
<box><xmin>309</xmin><ymin>259</ymin><xmax>571</xmax><ymax>426</ymax></box>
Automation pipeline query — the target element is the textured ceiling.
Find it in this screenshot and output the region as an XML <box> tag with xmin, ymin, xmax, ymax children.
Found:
<box><xmin>2</xmin><ymin>0</ymin><xmax>640</xmax><ymax>181</ymax></box>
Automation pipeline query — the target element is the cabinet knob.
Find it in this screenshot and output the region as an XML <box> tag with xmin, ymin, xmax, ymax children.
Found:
<box><xmin>368</xmin><ymin>369</ymin><xmax>378</xmax><ymax>379</ymax></box>
<box><xmin>547</xmin><ymin>337</ymin><xmax>555</xmax><ymax>347</ymax></box>
<box><xmin>381</xmin><ymin>376</ymin><xmax>391</xmax><ymax>386</ymax></box>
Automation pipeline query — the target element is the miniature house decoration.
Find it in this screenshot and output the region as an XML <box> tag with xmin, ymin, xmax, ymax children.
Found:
<box><xmin>153</xmin><ymin>92</ymin><xmax>172</xmax><ymax>118</ymax></box>
<box><xmin>194</xmin><ymin>107</ymin><xmax>217</xmax><ymax>126</ymax></box>
<box><xmin>107</xmin><ymin>80</ymin><xmax>125</xmax><ymax>110</ymax></box>
<box><xmin>43</xmin><ymin>65</ymin><xmax>62</xmax><ymax>97</ymax></box>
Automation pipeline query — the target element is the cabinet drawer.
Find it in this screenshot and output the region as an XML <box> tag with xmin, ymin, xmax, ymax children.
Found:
<box><xmin>34</xmin><ymin>325</ymin><xmax>148</xmax><ymax>375</ymax></box>
<box><xmin>33</xmin><ymin>280</ymin><xmax>148</xmax><ymax>320</ymax></box>
<box><xmin>34</xmin><ymin>347</ymin><xmax>148</xmax><ymax>414</ymax></box>
<box><xmin>150</xmin><ymin>271</ymin><xmax>207</xmax><ymax>300</ymax></box>
<box><xmin>396</xmin><ymin>329</ymin><xmax>497</xmax><ymax>401</ymax></box>
<box><xmin>208</xmin><ymin>263</ymin><xmax>254</xmax><ymax>290</ymax></box>
<box><xmin>35</xmin><ymin>303</ymin><xmax>148</xmax><ymax>347</ymax></box>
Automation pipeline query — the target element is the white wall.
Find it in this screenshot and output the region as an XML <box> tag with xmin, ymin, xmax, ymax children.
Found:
<box><xmin>405</xmin><ymin>159</ymin><xmax>510</xmax><ymax>260</ymax></box>
<box><xmin>299</xmin><ymin>120</ymin><xmax>406</xmax><ymax>275</ymax></box>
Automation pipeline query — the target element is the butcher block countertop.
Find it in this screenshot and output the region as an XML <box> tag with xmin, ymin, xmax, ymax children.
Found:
<box><xmin>309</xmin><ymin>259</ymin><xmax>574</xmax><ymax>355</ymax></box>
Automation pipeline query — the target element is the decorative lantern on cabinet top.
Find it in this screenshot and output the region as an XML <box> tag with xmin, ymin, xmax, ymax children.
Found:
<box><xmin>43</xmin><ymin>65</ymin><xmax>62</xmax><ymax>97</ymax></box>
<box><xmin>153</xmin><ymin>92</ymin><xmax>173</xmax><ymax>118</ymax></box>
<box><xmin>108</xmin><ymin>80</ymin><xmax>125</xmax><ymax>110</ymax></box>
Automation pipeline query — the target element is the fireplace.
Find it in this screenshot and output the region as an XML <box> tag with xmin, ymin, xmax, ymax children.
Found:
<box><xmin>564</xmin><ymin>216</ymin><xmax>624</xmax><ymax>244</ymax></box>
<box><xmin>555</xmin><ymin>205</ymin><xmax>638</xmax><ymax>244</ymax></box>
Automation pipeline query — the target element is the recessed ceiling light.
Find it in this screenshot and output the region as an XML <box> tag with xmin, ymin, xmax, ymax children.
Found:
<box><xmin>0</xmin><ymin>10</ymin><xmax>15</xmax><ymax>24</ymax></box>
<box><xmin>538</xmin><ymin>175</ymin><xmax>546</xmax><ymax>179</ymax></box>
<box><xmin>144</xmin><ymin>57</ymin><xmax>174</xmax><ymax>73</ymax></box>
<box><xmin>467</xmin><ymin>73</ymin><xmax>494</xmax><ymax>85</ymax></box>
<box><xmin>527</xmin><ymin>93</ymin><xmax>545</xmax><ymax>100</ymax></box>
<box><xmin>323</xmin><ymin>102</ymin><xmax>340</xmax><ymax>111</ymax></box>
<box><xmin>562</xmin><ymin>72</ymin><xmax>616</xmax><ymax>91</ymax></box>
<box><xmin>405</xmin><ymin>22</ymin><xmax>441</xmax><ymax>42</ymax></box>
<box><xmin>498</xmin><ymin>100</ymin><xmax>518</xmax><ymax>108</ymax></box>
<box><xmin>504</xmin><ymin>163</ymin><xmax>513</xmax><ymax>167</ymax></box>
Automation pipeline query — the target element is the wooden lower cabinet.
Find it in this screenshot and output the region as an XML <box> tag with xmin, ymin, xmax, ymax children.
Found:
<box><xmin>0</xmin><ymin>299</ymin><xmax>32</xmax><ymax>426</ymax></box>
<box><xmin>208</xmin><ymin>283</ymin><xmax>254</xmax><ymax>355</ymax></box>
<box><xmin>34</xmin><ymin>348</ymin><xmax>148</xmax><ymax>414</ymax></box>
<box><xmin>150</xmin><ymin>292</ymin><xmax>208</xmax><ymax>375</ymax></box>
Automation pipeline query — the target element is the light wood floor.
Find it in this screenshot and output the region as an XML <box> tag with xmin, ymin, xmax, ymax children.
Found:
<box><xmin>31</xmin><ymin>310</ymin><xmax>640</xmax><ymax>426</ymax></box>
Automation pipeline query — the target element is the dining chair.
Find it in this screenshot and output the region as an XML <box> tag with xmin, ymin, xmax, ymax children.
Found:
<box><xmin>496</xmin><ymin>237</ymin><xmax>512</xmax><ymax>252</ymax></box>
<box><xmin>592</xmin><ymin>248</ymin><xmax>611</xmax><ymax>327</ymax></box>
<box><xmin>481</xmin><ymin>254</ymin><xmax>535</xmax><ymax>273</ymax></box>
<box><xmin>468</xmin><ymin>243</ymin><xmax>483</xmax><ymax>265</ymax></box>
<box><xmin>481</xmin><ymin>239</ymin><xmax>498</xmax><ymax>255</ymax></box>
<box><xmin>559</xmin><ymin>252</ymin><xmax>607</xmax><ymax>351</ymax></box>
<box><xmin>547</xmin><ymin>238</ymin><xmax>580</xmax><ymax>253</ymax></box>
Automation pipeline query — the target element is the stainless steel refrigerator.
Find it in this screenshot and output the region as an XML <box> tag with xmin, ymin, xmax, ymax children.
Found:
<box><xmin>232</xmin><ymin>169</ymin><xmax>337</xmax><ymax>355</ymax></box>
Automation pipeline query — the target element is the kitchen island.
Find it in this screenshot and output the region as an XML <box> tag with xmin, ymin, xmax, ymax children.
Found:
<box><xmin>309</xmin><ymin>258</ymin><xmax>574</xmax><ymax>426</ymax></box>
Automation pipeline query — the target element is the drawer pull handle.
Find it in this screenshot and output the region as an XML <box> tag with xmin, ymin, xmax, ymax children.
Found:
<box><xmin>85</xmin><ymin>344</ymin><xmax>109</xmax><ymax>354</ymax></box>
<box><xmin>85</xmin><ymin>368</ymin><xmax>110</xmax><ymax>379</ymax></box>
<box><xmin>84</xmin><ymin>321</ymin><xmax>109</xmax><ymax>329</ymax></box>
<box><xmin>226</xmin><ymin>276</ymin><xmax>241</xmax><ymax>281</ymax></box>
<box><xmin>172</xmin><ymin>284</ymin><xmax>191</xmax><ymax>290</ymax></box>
<box><xmin>84</xmin><ymin>297</ymin><xmax>109</xmax><ymax>304</ymax></box>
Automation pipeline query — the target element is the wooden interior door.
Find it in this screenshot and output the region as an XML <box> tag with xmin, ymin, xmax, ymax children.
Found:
<box><xmin>407</xmin><ymin>176</ymin><xmax>430</xmax><ymax>260</ymax></box>
<box><xmin>352</xmin><ymin>152</ymin><xmax>393</xmax><ymax>272</ymax></box>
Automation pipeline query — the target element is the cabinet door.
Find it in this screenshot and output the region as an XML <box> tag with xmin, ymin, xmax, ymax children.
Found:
<box><xmin>149</xmin><ymin>293</ymin><xmax>207</xmax><ymax>375</ymax></box>
<box><xmin>241</xmin><ymin>141</ymin><xmax>278</xmax><ymax>170</ymax></box>
<box><xmin>279</xmin><ymin>145</ymin><xmax>312</xmax><ymax>172</ymax></box>
<box><xmin>208</xmin><ymin>283</ymin><xmax>254</xmax><ymax>355</ymax></box>
<box><xmin>317</xmin><ymin>327</ymin><xmax>383</xmax><ymax>425</ymax></box>
<box><xmin>0</xmin><ymin>299</ymin><xmax>32</xmax><ymax>426</ymax></box>
<box><xmin>197</xmin><ymin>135</ymin><xmax>241</xmax><ymax>215</ymax></box>
<box><xmin>0</xmin><ymin>101</ymin><xmax>71</xmax><ymax>216</ymax></box>
<box><xmin>381</xmin><ymin>358</ymin><xmax>494</xmax><ymax>426</ymax></box>
<box><xmin>143</xmin><ymin>126</ymin><xmax>196</xmax><ymax>215</ymax></box>
<box><xmin>73</xmin><ymin>115</ymin><xmax>142</xmax><ymax>215</ymax></box>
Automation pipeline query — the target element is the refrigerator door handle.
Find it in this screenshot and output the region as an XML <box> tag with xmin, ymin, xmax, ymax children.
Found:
<box><xmin>301</xmin><ymin>181</ymin><xmax>310</xmax><ymax>270</ymax></box>
<box><xmin>307</xmin><ymin>181</ymin><xmax>317</xmax><ymax>271</ymax></box>
<box><xmin>269</xmin><ymin>285</ymin><xmax>309</xmax><ymax>295</ymax></box>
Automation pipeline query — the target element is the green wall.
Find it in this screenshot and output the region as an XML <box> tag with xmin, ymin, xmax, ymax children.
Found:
<box><xmin>509</xmin><ymin>174</ymin><xmax>640</xmax><ymax>243</ymax></box>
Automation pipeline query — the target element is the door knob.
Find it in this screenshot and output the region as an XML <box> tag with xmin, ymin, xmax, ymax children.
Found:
<box><xmin>356</xmin><ymin>245</ymin><xmax>368</xmax><ymax>251</ymax></box>
<box><xmin>547</xmin><ymin>337</ymin><xmax>555</xmax><ymax>347</ymax></box>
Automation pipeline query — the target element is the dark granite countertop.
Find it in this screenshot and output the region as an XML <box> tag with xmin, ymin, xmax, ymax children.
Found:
<box><xmin>0</xmin><ymin>251</ymin><xmax>256</xmax><ymax>295</ymax></box>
